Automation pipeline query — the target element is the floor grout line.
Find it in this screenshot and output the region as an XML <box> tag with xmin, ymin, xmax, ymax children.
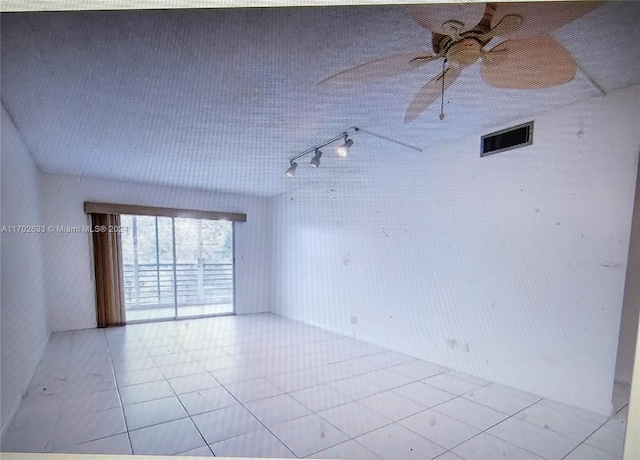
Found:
<box><xmin>213</xmin><ymin>377</ymin><xmax>298</xmax><ymax>458</ymax></box>
<box><xmin>107</xmin><ymin>330</ymin><xmax>135</xmax><ymax>455</ymax></box>
<box><xmin>559</xmin><ymin>401</ymin><xmax>630</xmax><ymax>460</ymax></box>
<box><xmin>171</xmin><ymin>387</ymin><xmax>215</xmax><ymax>457</ymax></box>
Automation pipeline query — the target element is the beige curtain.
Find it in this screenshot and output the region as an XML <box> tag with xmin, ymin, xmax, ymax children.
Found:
<box><xmin>91</xmin><ymin>213</ymin><xmax>126</xmax><ymax>327</ymax></box>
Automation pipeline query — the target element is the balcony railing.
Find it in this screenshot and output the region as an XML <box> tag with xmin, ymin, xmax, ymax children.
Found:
<box><xmin>123</xmin><ymin>262</ymin><xmax>233</xmax><ymax>310</ymax></box>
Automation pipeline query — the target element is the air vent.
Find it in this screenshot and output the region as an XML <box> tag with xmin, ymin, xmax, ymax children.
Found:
<box><xmin>480</xmin><ymin>121</ymin><xmax>534</xmax><ymax>157</ymax></box>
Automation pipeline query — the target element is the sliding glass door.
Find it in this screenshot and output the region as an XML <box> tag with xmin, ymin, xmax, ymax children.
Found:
<box><xmin>120</xmin><ymin>215</ymin><xmax>234</xmax><ymax>322</ymax></box>
<box><xmin>173</xmin><ymin>218</ymin><xmax>234</xmax><ymax>318</ymax></box>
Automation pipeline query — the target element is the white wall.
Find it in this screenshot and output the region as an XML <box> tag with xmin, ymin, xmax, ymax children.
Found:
<box><xmin>623</xmin><ymin>305</ymin><xmax>640</xmax><ymax>459</ymax></box>
<box><xmin>272</xmin><ymin>84</ymin><xmax>640</xmax><ymax>416</ymax></box>
<box><xmin>40</xmin><ymin>174</ymin><xmax>272</xmax><ymax>332</ymax></box>
<box><xmin>1</xmin><ymin>104</ymin><xmax>50</xmax><ymax>434</ymax></box>
<box><xmin>615</xmin><ymin>157</ymin><xmax>640</xmax><ymax>385</ymax></box>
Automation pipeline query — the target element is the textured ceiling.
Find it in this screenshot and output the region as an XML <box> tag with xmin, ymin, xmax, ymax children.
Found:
<box><xmin>2</xmin><ymin>2</ymin><xmax>640</xmax><ymax>196</ymax></box>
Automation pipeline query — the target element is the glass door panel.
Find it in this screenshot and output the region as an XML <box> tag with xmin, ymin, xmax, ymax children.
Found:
<box><xmin>201</xmin><ymin>220</ymin><xmax>234</xmax><ymax>313</ymax></box>
<box><xmin>121</xmin><ymin>215</ymin><xmax>175</xmax><ymax>321</ymax></box>
<box><xmin>174</xmin><ymin>218</ymin><xmax>234</xmax><ymax>318</ymax></box>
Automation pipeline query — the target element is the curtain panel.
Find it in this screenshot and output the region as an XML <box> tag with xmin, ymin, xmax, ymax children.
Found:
<box><xmin>90</xmin><ymin>213</ymin><xmax>126</xmax><ymax>327</ymax></box>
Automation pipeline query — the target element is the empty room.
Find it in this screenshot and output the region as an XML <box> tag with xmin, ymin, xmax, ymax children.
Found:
<box><xmin>1</xmin><ymin>1</ymin><xmax>640</xmax><ymax>459</ymax></box>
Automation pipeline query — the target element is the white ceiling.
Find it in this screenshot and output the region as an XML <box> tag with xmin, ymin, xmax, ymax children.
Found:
<box><xmin>2</xmin><ymin>2</ymin><xmax>640</xmax><ymax>197</ymax></box>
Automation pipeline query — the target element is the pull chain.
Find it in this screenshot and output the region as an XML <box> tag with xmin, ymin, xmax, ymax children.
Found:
<box><xmin>440</xmin><ymin>58</ymin><xmax>447</xmax><ymax>120</ymax></box>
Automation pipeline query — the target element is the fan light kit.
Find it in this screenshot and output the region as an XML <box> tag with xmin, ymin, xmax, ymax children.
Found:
<box><xmin>285</xmin><ymin>127</ymin><xmax>422</xmax><ymax>177</ymax></box>
<box><xmin>320</xmin><ymin>2</ymin><xmax>604</xmax><ymax>122</ymax></box>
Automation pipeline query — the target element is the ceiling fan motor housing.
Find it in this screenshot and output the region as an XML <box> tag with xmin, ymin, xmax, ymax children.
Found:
<box><xmin>447</xmin><ymin>38</ymin><xmax>482</xmax><ymax>66</ymax></box>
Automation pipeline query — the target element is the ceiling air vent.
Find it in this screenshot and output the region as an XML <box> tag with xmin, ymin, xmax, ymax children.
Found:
<box><xmin>480</xmin><ymin>121</ymin><xmax>534</xmax><ymax>157</ymax></box>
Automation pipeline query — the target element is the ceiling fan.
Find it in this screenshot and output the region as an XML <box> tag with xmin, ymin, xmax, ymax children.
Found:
<box><xmin>320</xmin><ymin>2</ymin><xmax>603</xmax><ymax>122</ymax></box>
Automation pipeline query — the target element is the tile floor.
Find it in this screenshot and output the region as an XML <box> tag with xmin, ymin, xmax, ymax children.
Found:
<box><xmin>1</xmin><ymin>313</ymin><xmax>630</xmax><ymax>459</ymax></box>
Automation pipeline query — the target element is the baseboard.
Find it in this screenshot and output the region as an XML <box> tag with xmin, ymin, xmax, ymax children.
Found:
<box><xmin>235</xmin><ymin>310</ymin><xmax>270</xmax><ymax>316</ymax></box>
<box><xmin>1</xmin><ymin>393</ymin><xmax>23</xmax><ymax>442</ymax></box>
<box><xmin>1</xmin><ymin>330</ymin><xmax>51</xmax><ymax>442</ymax></box>
<box><xmin>270</xmin><ymin>312</ymin><xmax>352</xmax><ymax>338</ymax></box>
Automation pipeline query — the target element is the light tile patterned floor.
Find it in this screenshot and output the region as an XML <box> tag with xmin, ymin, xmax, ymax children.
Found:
<box><xmin>1</xmin><ymin>313</ymin><xmax>630</xmax><ymax>459</ymax></box>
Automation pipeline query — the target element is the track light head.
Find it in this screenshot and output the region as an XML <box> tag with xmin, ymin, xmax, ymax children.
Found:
<box><xmin>285</xmin><ymin>161</ymin><xmax>298</xmax><ymax>177</ymax></box>
<box><xmin>310</xmin><ymin>149</ymin><xmax>323</xmax><ymax>168</ymax></box>
<box><xmin>336</xmin><ymin>135</ymin><xmax>353</xmax><ymax>158</ymax></box>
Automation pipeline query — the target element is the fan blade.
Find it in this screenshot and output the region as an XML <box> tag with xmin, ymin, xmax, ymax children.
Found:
<box><xmin>405</xmin><ymin>65</ymin><xmax>463</xmax><ymax>122</ymax></box>
<box><xmin>480</xmin><ymin>47</ymin><xmax>508</xmax><ymax>66</ymax></box>
<box><xmin>478</xmin><ymin>14</ymin><xmax>524</xmax><ymax>41</ymax></box>
<box><xmin>407</xmin><ymin>3</ymin><xmax>486</xmax><ymax>35</ymax></box>
<box><xmin>481</xmin><ymin>36</ymin><xmax>576</xmax><ymax>89</ymax></box>
<box><xmin>491</xmin><ymin>2</ymin><xmax>603</xmax><ymax>39</ymax></box>
<box><xmin>319</xmin><ymin>51</ymin><xmax>441</xmax><ymax>86</ymax></box>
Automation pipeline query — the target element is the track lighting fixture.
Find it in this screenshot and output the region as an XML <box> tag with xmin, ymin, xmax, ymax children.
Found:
<box><xmin>336</xmin><ymin>135</ymin><xmax>353</xmax><ymax>158</ymax></box>
<box><xmin>310</xmin><ymin>149</ymin><xmax>322</xmax><ymax>168</ymax></box>
<box><xmin>284</xmin><ymin>126</ymin><xmax>422</xmax><ymax>178</ymax></box>
<box><xmin>285</xmin><ymin>161</ymin><xmax>298</xmax><ymax>177</ymax></box>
